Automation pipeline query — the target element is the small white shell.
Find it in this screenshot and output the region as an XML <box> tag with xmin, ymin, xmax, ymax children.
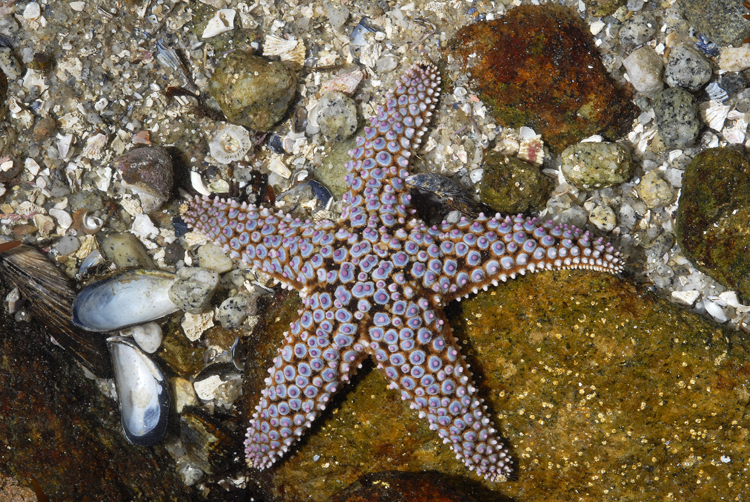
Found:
<box><xmin>209</xmin><ymin>124</ymin><xmax>251</xmax><ymax>164</ymax></box>
<box><xmin>700</xmin><ymin>101</ymin><xmax>730</xmax><ymax>132</ymax></box>
<box><xmin>57</xmin><ymin>133</ymin><xmax>74</xmax><ymax>159</ymax></box>
<box><xmin>83</xmin><ymin>133</ymin><xmax>109</xmax><ymax>160</ymax></box>
<box><xmin>263</xmin><ymin>34</ymin><xmax>299</xmax><ymax>56</ymax></box>
<box><xmin>202</xmin><ymin>9</ymin><xmax>235</xmax><ymax>39</ymax></box>
<box><xmin>267</xmin><ymin>157</ymin><xmax>291</xmax><ymax>178</ymax></box>
<box><xmin>190</xmin><ymin>171</ymin><xmax>212</xmax><ymax>196</ymax></box>
<box><xmin>319</xmin><ymin>69</ymin><xmax>365</xmax><ymax>95</ymax></box>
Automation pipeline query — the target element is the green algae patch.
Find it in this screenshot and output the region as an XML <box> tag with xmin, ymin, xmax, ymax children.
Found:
<box><xmin>676</xmin><ymin>148</ymin><xmax>750</xmax><ymax>302</ymax></box>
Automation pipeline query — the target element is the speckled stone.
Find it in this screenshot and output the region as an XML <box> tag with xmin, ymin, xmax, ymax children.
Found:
<box><xmin>561</xmin><ymin>141</ymin><xmax>633</xmax><ymax>191</ymax></box>
<box><xmin>619</xmin><ymin>13</ymin><xmax>657</xmax><ymax>49</ymax></box>
<box><xmin>588</xmin><ymin>204</ymin><xmax>617</xmax><ymax>231</ymax></box>
<box><xmin>637</xmin><ymin>170</ymin><xmax>674</xmax><ymax>208</ymax></box>
<box><xmin>168</xmin><ymin>267</ymin><xmax>219</xmax><ymax>314</ymax></box>
<box><xmin>243</xmin><ymin>273</ymin><xmax>750</xmax><ymax>501</ymax></box>
<box><xmin>208</xmin><ymin>52</ymin><xmax>298</xmax><ymax>131</ymax></box>
<box><xmin>447</xmin><ymin>5</ymin><xmax>637</xmax><ymax>153</ymax></box>
<box><xmin>676</xmin><ymin>148</ymin><xmax>750</xmax><ymax>303</ymax></box>
<box><xmin>664</xmin><ymin>44</ymin><xmax>712</xmax><ymax>92</ymax></box>
<box><xmin>679</xmin><ymin>0</ymin><xmax>750</xmax><ymax>46</ymax></box>
<box><xmin>479</xmin><ymin>152</ymin><xmax>551</xmax><ymax>213</ymax></box>
<box><xmin>653</xmin><ymin>87</ymin><xmax>700</xmax><ymax>148</ymax></box>
<box><xmin>316</xmin><ymin>91</ymin><xmax>358</xmax><ymax>143</ymax></box>
<box><xmin>98</xmin><ymin>232</ymin><xmax>155</xmax><ymax>269</ymax></box>
<box><xmin>216</xmin><ymin>294</ymin><xmax>252</xmax><ymax>329</ymax></box>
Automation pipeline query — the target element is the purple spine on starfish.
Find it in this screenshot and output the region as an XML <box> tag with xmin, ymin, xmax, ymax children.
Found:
<box><xmin>181</xmin><ymin>62</ymin><xmax>623</xmax><ymax>483</ymax></box>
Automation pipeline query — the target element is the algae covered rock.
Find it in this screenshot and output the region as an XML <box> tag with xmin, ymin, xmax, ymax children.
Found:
<box><xmin>480</xmin><ymin>151</ymin><xmax>551</xmax><ymax>213</ymax></box>
<box><xmin>676</xmin><ymin>147</ymin><xmax>750</xmax><ymax>302</ymax></box>
<box><xmin>561</xmin><ymin>141</ymin><xmax>633</xmax><ymax>190</ymax></box>
<box><xmin>208</xmin><ymin>52</ymin><xmax>298</xmax><ymax>131</ymax></box>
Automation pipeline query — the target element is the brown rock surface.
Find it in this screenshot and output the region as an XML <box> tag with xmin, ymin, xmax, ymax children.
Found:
<box><xmin>446</xmin><ymin>5</ymin><xmax>637</xmax><ymax>153</ymax></box>
<box><xmin>243</xmin><ymin>272</ymin><xmax>750</xmax><ymax>501</ymax></box>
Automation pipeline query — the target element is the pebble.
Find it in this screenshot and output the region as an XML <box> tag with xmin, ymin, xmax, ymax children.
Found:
<box><xmin>718</xmin><ymin>72</ymin><xmax>746</xmax><ymax>96</ymax></box>
<box><xmin>315</xmin><ymin>91</ymin><xmax>358</xmax><ymax>143</ymax></box>
<box><xmin>619</xmin><ymin>14</ymin><xmax>656</xmax><ymax>49</ymax></box>
<box><xmin>114</xmin><ymin>147</ymin><xmax>174</xmax><ymax>214</ymax></box>
<box><xmin>171</xmin><ymin>377</ymin><xmax>200</xmax><ymax>414</ymax></box>
<box><xmin>0</xmin><ymin>46</ymin><xmax>21</xmax><ymax>80</ymax></box>
<box><xmin>32</xmin><ymin>116</ymin><xmax>56</xmax><ymax>142</ymax></box>
<box><xmin>54</xmin><ymin>235</ymin><xmax>80</xmax><ymax>255</ymax></box>
<box><xmin>99</xmin><ymin>232</ymin><xmax>155</xmax><ymax>269</ymax></box>
<box><xmin>208</xmin><ymin>52</ymin><xmax>298</xmax><ymax>131</ymax></box>
<box><xmin>637</xmin><ymin>170</ymin><xmax>674</xmax><ymax>208</ymax></box>
<box><xmin>664</xmin><ymin>44</ymin><xmax>712</xmax><ymax>91</ymax></box>
<box><xmin>560</xmin><ymin>141</ymin><xmax>633</xmax><ymax>191</ymax></box>
<box><xmin>588</xmin><ymin>205</ymin><xmax>617</xmax><ymax>231</ymax></box>
<box><xmin>197</xmin><ymin>243</ymin><xmax>234</xmax><ymax>274</ymax></box>
<box><xmin>653</xmin><ymin>87</ymin><xmax>700</xmax><ymax>148</ymax></box>
<box><xmin>121</xmin><ymin>322</ymin><xmax>163</xmax><ymax>354</ymax></box>
<box><xmin>718</xmin><ymin>46</ymin><xmax>750</xmax><ymax>72</ymax></box>
<box><xmin>479</xmin><ymin>152</ymin><xmax>551</xmax><ymax>213</ymax></box>
<box><xmin>679</xmin><ymin>0</ymin><xmax>750</xmax><ymax>46</ymax></box>
<box><xmin>216</xmin><ymin>295</ymin><xmax>253</xmax><ymax>329</ymax></box>
<box><xmin>622</xmin><ymin>47</ymin><xmax>664</xmax><ymax>96</ymax></box>
<box><xmin>168</xmin><ymin>267</ymin><xmax>219</xmax><ymax>314</ymax></box>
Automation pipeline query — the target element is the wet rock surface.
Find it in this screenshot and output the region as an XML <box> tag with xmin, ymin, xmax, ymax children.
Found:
<box><xmin>208</xmin><ymin>52</ymin><xmax>298</xmax><ymax>131</ymax></box>
<box><xmin>653</xmin><ymin>87</ymin><xmax>701</xmax><ymax>148</ymax></box>
<box><xmin>329</xmin><ymin>470</ymin><xmax>479</xmax><ymax>502</ymax></box>
<box><xmin>242</xmin><ymin>272</ymin><xmax>750</xmax><ymax>501</ymax></box>
<box><xmin>447</xmin><ymin>5</ymin><xmax>637</xmax><ymax>153</ymax></box>
<box><xmin>479</xmin><ymin>152</ymin><xmax>551</xmax><ymax>213</ymax></box>
<box><xmin>676</xmin><ymin>148</ymin><xmax>750</xmax><ymax>303</ymax></box>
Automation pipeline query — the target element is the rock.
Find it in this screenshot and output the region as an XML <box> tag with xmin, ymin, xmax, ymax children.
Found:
<box><xmin>330</xmin><ymin>471</ymin><xmax>478</xmax><ymax>502</ymax></box>
<box><xmin>718</xmin><ymin>72</ymin><xmax>746</xmax><ymax>96</ymax></box>
<box><xmin>588</xmin><ymin>204</ymin><xmax>617</xmax><ymax>231</ymax></box>
<box><xmin>676</xmin><ymin>148</ymin><xmax>750</xmax><ymax>302</ymax></box>
<box><xmin>0</xmin><ymin>46</ymin><xmax>21</xmax><ymax>80</ymax></box>
<box><xmin>171</xmin><ymin>376</ymin><xmax>200</xmax><ymax>413</ymax></box>
<box><xmin>679</xmin><ymin>0</ymin><xmax>750</xmax><ymax>46</ymax></box>
<box><xmin>619</xmin><ymin>13</ymin><xmax>657</xmax><ymax>49</ymax></box>
<box><xmin>560</xmin><ymin>141</ymin><xmax>633</xmax><ymax>190</ymax></box>
<box><xmin>54</xmin><ymin>235</ymin><xmax>80</xmax><ymax>255</ymax></box>
<box><xmin>197</xmin><ymin>242</ymin><xmax>234</xmax><ymax>274</ymax></box>
<box><xmin>447</xmin><ymin>5</ymin><xmax>637</xmax><ymax>153</ymax></box>
<box><xmin>243</xmin><ymin>273</ymin><xmax>750</xmax><ymax>500</ymax></box>
<box><xmin>114</xmin><ymin>146</ymin><xmax>174</xmax><ymax>213</ymax></box>
<box><xmin>32</xmin><ymin>115</ymin><xmax>56</xmax><ymax>142</ymax></box>
<box><xmin>479</xmin><ymin>152</ymin><xmax>551</xmax><ymax>213</ymax></box>
<box><xmin>316</xmin><ymin>91</ymin><xmax>358</xmax><ymax>143</ymax></box>
<box><xmin>99</xmin><ymin>232</ymin><xmax>155</xmax><ymax>269</ymax></box>
<box><xmin>583</xmin><ymin>0</ymin><xmax>625</xmax><ymax>16</ymax></box>
<box><xmin>216</xmin><ymin>294</ymin><xmax>253</xmax><ymax>329</ymax></box>
<box><xmin>664</xmin><ymin>44</ymin><xmax>712</xmax><ymax>91</ymax></box>
<box><xmin>69</xmin><ymin>189</ymin><xmax>104</xmax><ymax>212</ymax></box>
<box><xmin>208</xmin><ymin>52</ymin><xmax>298</xmax><ymax>131</ymax></box>
<box><xmin>168</xmin><ymin>267</ymin><xmax>219</xmax><ymax>314</ymax></box>
<box><xmin>315</xmin><ymin>127</ymin><xmax>360</xmax><ymax>199</ymax></box>
<box><xmin>718</xmin><ymin>46</ymin><xmax>750</xmax><ymax>72</ymax></box>
<box><xmin>0</xmin><ymin>69</ymin><xmax>5</xmax><ymax>121</ymax></box>
<box><xmin>622</xmin><ymin>47</ymin><xmax>664</xmax><ymax>96</ymax></box>
<box><xmin>653</xmin><ymin>87</ymin><xmax>700</xmax><ymax>148</ymax></box>
<box><xmin>637</xmin><ymin>170</ymin><xmax>674</xmax><ymax>208</ymax></box>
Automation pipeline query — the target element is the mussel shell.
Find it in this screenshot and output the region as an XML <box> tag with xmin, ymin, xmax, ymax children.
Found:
<box><xmin>72</xmin><ymin>269</ymin><xmax>179</xmax><ymax>332</ymax></box>
<box><xmin>107</xmin><ymin>336</ymin><xmax>170</xmax><ymax>446</ymax></box>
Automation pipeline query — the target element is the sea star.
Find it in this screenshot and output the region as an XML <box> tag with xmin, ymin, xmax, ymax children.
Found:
<box><xmin>182</xmin><ymin>62</ymin><xmax>623</xmax><ymax>482</ymax></box>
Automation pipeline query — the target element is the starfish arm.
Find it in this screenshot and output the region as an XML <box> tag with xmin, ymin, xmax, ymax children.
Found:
<box><xmin>404</xmin><ymin>213</ymin><xmax>624</xmax><ymax>305</ymax></box>
<box><xmin>366</xmin><ymin>294</ymin><xmax>512</xmax><ymax>482</ymax></box>
<box><xmin>245</xmin><ymin>294</ymin><xmax>369</xmax><ymax>470</ymax></box>
<box><xmin>182</xmin><ymin>195</ymin><xmax>337</xmax><ymax>292</ymax></box>
<box><xmin>340</xmin><ymin>63</ymin><xmax>440</xmax><ymax>230</ymax></box>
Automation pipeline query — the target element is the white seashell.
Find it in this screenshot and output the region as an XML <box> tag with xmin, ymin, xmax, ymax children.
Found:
<box><xmin>518</xmin><ymin>136</ymin><xmax>544</xmax><ymax>166</ymax></box>
<box><xmin>519</xmin><ymin>126</ymin><xmax>538</xmax><ymax>140</ymax></box>
<box><xmin>700</xmin><ymin>101</ymin><xmax>730</xmax><ymax>132</ymax></box>
<box><xmin>280</xmin><ymin>40</ymin><xmax>305</xmax><ymax>66</ymax></box>
<box><xmin>23</xmin><ymin>2</ymin><xmax>41</xmax><ymax>20</ymax></box>
<box><xmin>267</xmin><ymin>157</ymin><xmax>292</xmax><ymax>178</ymax></box>
<box><xmin>723</xmin><ymin>125</ymin><xmax>746</xmax><ymax>145</ymax></box>
<box><xmin>672</xmin><ymin>290</ymin><xmax>700</xmax><ymax>306</ymax></box>
<box><xmin>209</xmin><ymin>124</ymin><xmax>251</xmax><ymax>164</ymax></box>
<box><xmin>24</xmin><ymin>157</ymin><xmax>40</xmax><ymax>176</ymax></box>
<box><xmin>49</xmin><ymin>208</ymin><xmax>72</xmax><ymax>229</ymax></box>
<box><xmin>83</xmin><ymin>133</ymin><xmax>108</xmax><ymax>160</ymax></box>
<box><xmin>191</xmin><ymin>171</ymin><xmax>212</xmax><ymax>196</ymax></box>
<box><xmin>263</xmin><ymin>34</ymin><xmax>299</xmax><ymax>56</ymax></box>
<box><xmin>57</xmin><ymin>133</ymin><xmax>74</xmax><ymax>159</ymax></box>
<box><xmin>107</xmin><ymin>336</ymin><xmax>169</xmax><ymax>446</ymax></box>
<box><xmin>202</xmin><ymin>9</ymin><xmax>235</xmax><ymax>39</ymax></box>
<box><xmin>69</xmin><ymin>1</ymin><xmax>85</xmax><ymax>11</ymax></box>
<box><xmin>703</xmin><ymin>296</ymin><xmax>728</xmax><ymax>323</ymax></box>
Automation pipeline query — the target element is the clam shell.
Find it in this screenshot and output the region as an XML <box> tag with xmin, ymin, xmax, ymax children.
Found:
<box><xmin>72</xmin><ymin>269</ymin><xmax>179</xmax><ymax>332</ymax></box>
<box><xmin>202</xmin><ymin>9</ymin><xmax>235</xmax><ymax>39</ymax></box>
<box><xmin>107</xmin><ymin>336</ymin><xmax>169</xmax><ymax>446</ymax></box>
<box><xmin>262</xmin><ymin>34</ymin><xmax>298</xmax><ymax>56</ymax></box>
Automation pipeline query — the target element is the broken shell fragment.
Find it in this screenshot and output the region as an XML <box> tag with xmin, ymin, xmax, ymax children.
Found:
<box><xmin>107</xmin><ymin>336</ymin><xmax>170</xmax><ymax>446</ymax></box>
<box><xmin>72</xmin><ymin>269</ymin><xmax>179</xmax><ymax>332</ymax></box>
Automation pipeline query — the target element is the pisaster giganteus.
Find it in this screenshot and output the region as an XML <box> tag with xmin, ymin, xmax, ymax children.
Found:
<box><xmin>182</xmin><ymin>62</ymin><xmax>623</xmax><ymax>482</ymax></box>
